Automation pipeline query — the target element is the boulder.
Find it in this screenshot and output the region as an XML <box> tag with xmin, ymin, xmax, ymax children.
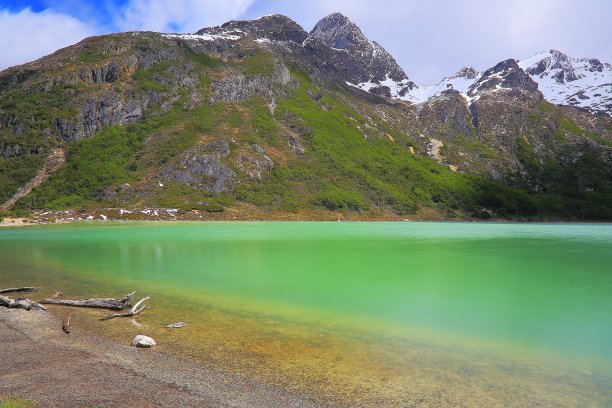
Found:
<box><xmin>132</xmin><ymin>335</ymin><xmax>156</xmax><ymax>348</ymax></box>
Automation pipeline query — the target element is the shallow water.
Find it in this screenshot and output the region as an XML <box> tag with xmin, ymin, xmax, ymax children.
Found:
<box><xmin>1</xmin><ymin>222</ymin><xmax>611</xmax><ymax>406</ymax></box>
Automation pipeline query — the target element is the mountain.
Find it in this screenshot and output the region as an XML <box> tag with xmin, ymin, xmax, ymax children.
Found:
<box><xmin>308</xmin><ymin>13</ymin><xmax>416</xmax><ymax>99</ymax></box>
<box><xmin>405</xmin><ymin>49</ymin><xmax>611</xmax><ymax>117</ymax></box>
<box><xmin>0</xmin><ymin>13</ymin><xmax>611</xmax><ymax>221</ymax></box>
<box><xmin>518</xmin><ymin>49</ymin><xmax>611</xmax><ymax>116</ymax></box>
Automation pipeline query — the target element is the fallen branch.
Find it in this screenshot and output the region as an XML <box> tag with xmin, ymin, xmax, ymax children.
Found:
<box><xmin>40</xmin><ymin>291</ymin><xmax>135</xmax><ymax>310</ymax></box>
<box><xmin>100</xmin><ymin>296</ymin><xmax>150</xmax><ymax>321</ymax></box>
<box><xmin>62</xmin><ymin>311</ymin><xmax>72</xmax><ymax>333</ymax></box>
<box><xmin>1</xmin><ymin>295</ymin><xmax>47</xmax><ymax>310</ymax></box>
<box><xmin>0</xmin><ymin>287</ymin><xmax>39</xmax><ymax>294</ymax></box>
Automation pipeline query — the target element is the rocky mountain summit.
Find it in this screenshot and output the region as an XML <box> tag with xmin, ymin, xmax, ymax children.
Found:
<box><xmin>0</xmin><ymin>13</ymin><xmax>610</xmax><ymax>220</ymax></box>
<box><xmin>306</xmin><ymin>13</ymin><xmax>415</xmax><ymax>98</ymax></box>
<box><xmin>405</xmin><ymin>49</ymin><xmax>611</xmax><ymax>116</ymax></box>
<box><xmin>518</xmin><ymin>49</ymin><xmax>611</xmax><ymax>115</ymax></box>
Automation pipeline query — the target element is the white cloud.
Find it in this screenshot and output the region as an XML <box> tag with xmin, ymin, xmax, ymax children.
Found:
<box><xmin>0</xmin><ymin>7</ymin><xmax>96</xmax><ymax>71</ymax></box>
<box><xmin>114</xmin><ymin>0</ymin><xmax>256</xmax><ymax>33</ymax></box>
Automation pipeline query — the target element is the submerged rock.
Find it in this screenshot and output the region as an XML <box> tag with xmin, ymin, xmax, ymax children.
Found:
<box><xmin>165</xmin><ymin>322</ymin><xmax>189</xmax><ymax>329</ymax></box>
<box><xmin>132</xmin><ymin>335</ymin><xmax>156</xmax><ymax>348</ymax></box>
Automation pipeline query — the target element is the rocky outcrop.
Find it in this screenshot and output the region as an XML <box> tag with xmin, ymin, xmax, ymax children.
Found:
<box><xmin>236</xmin><ymin>144</ymin><xmax>274</xmax><ymax>181</ymax></box>
<box><xmin>198</xmin><ymin>14</ymin><xmax>308</xmax><ymax>44</ymax></box>
<box><xmin>54</xmin><ymin>92</ymin><xmax>147</xmax><ymax>142</ymax></box>
<box><xmin>211</xmin><ymin>64</ymin><xmax>293</xmax><ymax>103</ymax></box>
<box><xmin>468</xmin><ymin>59</ymin><xmax>540</xmax><ymax>97</ymax></box>
<box><xmin>159</xmin><ymin>141</ymin><xmax>236</xmax><ymax>193</ymax></box>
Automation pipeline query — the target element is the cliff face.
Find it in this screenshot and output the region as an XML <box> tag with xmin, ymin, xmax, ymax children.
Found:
<box><xmin>0</xmin><ymin>14</ymin><xmax>611</xmax><ymax>220</ymax></box>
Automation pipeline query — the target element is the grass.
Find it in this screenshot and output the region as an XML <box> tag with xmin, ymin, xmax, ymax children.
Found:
<box><xmin>0</xmin><ymin>396</ymin><xmax>37</xmax><ymax>408</ymax></box>
<box><xmin>132</xmin><ymin>62</ymin><xmax>171</xmax><ymax>93</ymax></box>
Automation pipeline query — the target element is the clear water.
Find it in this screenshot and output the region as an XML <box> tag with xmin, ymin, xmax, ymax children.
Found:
<box><xmin>1</xmin><ymin>222</ymin><xmax>611</xmax><ymax>406</ymax></box>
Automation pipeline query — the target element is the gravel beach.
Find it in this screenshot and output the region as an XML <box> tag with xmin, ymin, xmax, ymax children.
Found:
<box><xmin>0</xmin><ymin>308</ymin><xmax>326</xmax><ymax>408</ymax></box>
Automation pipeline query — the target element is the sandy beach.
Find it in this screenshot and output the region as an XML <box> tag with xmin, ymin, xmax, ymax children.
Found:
<box><xmin>0</xmin><ymin>308</ymin><xmax>326</xmax><ymax>408</ymax></box>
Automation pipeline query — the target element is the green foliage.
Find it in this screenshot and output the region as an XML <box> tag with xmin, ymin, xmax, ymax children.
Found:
<box><xmin>132</xmin><ymin>62</ymin><xmax>170</xmax><ymax>92</ymax></box>
<box><xmin>235</xmin><ymin>52</ymin><xmax>275</xmax><ymax>76</ymax></box>
<box><xmin>0</xmin><ymin>154</ymin><xmax>46</xmax><ymax>203</ymax></box>
<box><xmin>76</xmin><ymin>49</ymin><xmax>105</xmax><ymax>64</ymax></box>
<box><xmin>17</xmin><ymin>123</ymin><xmax>147</xmax><ymax>209</ymax></box>
<box><xmin>183</xmin><ymin>44</ymin><xmax>221</xmax><ymax>68</ymax></box>
<box><xmin>148</xmin><ymin>181</ymin><xmax>233</xmax><ymax>212</ymax></box>
<box><xmin>315</xmin><ymin>187</ymin><xmax>365</xmax><ymax>211</ymax></box>
<box><xmin>0</xmin><ymin>396</ymin><xmax>37</xmax><ymax>408</ymax></box>
<box><xmin>558</xmin><ymin>117</ymin><xmax>582</xmax><ymax>135</ymax></box>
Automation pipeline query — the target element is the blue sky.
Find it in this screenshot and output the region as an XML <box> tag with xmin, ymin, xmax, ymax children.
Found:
<box><xmin>1</xmin><ymin>0</ymin><xmax>610</xmax><ymax>84</ymax></box>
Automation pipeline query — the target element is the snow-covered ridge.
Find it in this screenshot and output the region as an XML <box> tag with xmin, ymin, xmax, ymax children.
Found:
<box><xmin>347</xmin><ymin>74</ymin><xmax>415</xmax><ymax>101</ymax></box>
<box><xmin>358</xmin><ymin>49</ymin><xmax>611</xmax><ymax>116</ymax></box>
<box><xmin>163</xmin><ymin>29</ymin><xmax>244</xmax><ymax>42</ymax></box>
<box><xmin>347</xmin><ymin>66</ymin><xmax>481</xmax><ymax>104</ymax></box>
<box><xmin>518</xmin><ymin>49</ymin><xmax>611</xmax><ymax>115</ymax></box>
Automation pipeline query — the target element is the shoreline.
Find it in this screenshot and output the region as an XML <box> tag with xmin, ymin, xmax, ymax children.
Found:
<box><xmin>2</xmin><ymin>208</ymin><xmax>609</xmax><ymax>227</ymax></box>
<box><xmin>0</xmin><ymin>308</ymin><xmax>327</xmax><ymax>408</ymax></box>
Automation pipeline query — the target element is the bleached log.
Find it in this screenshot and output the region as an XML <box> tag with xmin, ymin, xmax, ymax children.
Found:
<box><xmin>0</xmin><ymin>295</ymin><xmax>13</xmax><ymax>308</ymax></box>
<box><xmin>40</xmin><ymin>291</ymin><xmax>135</xmax><ymax>310</ymax></box>
<box><xmin>0</xmin><ymin>295</ymin><xmax>47</xmax><ymax>310</ymax></box>
<box><xmin>100</xmin><ymin>296</ymin><xmax>150</xmax><ymax>321</ymax></box>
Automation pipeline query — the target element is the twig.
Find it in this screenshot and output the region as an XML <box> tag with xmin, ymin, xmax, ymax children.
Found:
<box><xmin>99</xmin><ymin>296</ymin><xmax>150</xmax><ymax>321</ymax></box>
<box><xmin>62</xmin><ymin>311</ymin><xmax>72</xmax><ymax>333</ymax></box>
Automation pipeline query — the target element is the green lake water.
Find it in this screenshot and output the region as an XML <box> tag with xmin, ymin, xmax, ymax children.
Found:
<box><xmin>1</xmin><ymin>222</ymin><xmax>611</xmax><ymax>406</ymax></box>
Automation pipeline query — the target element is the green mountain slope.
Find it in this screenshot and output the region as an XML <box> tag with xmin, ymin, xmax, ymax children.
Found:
<box><xmin>1</xmin><ymin>17</ymin><xmax>611</xmax><ymax>221</ymax></box>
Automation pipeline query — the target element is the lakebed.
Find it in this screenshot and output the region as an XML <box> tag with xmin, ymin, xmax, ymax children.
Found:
<box><xmin>1</xmin><ymin>222</ymin><xmax>611</xmax><ymax>407</ymax></box>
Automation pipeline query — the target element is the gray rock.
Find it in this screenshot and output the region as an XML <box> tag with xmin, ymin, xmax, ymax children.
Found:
<box><xmin>285</xmin><ymin>134</ymin><xmax>305</xmax><ymax>154</ymax></box>
<box><xmin>159</xmin><ymin>141</ymin><xmax>236</xmax><ymax>193</ymax></box>
<box><xmin>197</xmin><ymin>14</ymin><xmax>308</xmax><ymax>44</ymax></box>
<box><xmin>132</xmin><ymin>335</ymin><xmax>156</xmax><ymax>348</ymax></box>
<box><xmin>236</xmin><ymin>144</ymin><xmax>274</xmax><ymax>181</ymax></box>
<box><xmin>210</xmin><ymin>64</ymin><xmax>292</xmax><ymax>103</ymax></box>
<box><xmin>468</xmin><ymin>59</ymin><xmax>540</xmax><ymax>96</ymax></box>
<box><xmin>165</xmin><ymin>322</ymin><xmax>189</xmax><ymax>329</ymax></box>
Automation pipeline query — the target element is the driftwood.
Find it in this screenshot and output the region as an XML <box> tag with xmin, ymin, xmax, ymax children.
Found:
<box><xmin>40</xmin><ymin>291</ymin><xmax>135</xmax><ymax>310</ymax></box>
<box><xmin>1</xmin><ymin>295</ymin><xmax>47</xmax><ymax>310</ymax></box>
<box><xmin>100</xmin><ymin>297</ymin><xmax>149</xmax><ymax>321</ymax></box>
<box><xmin>62</xmin><ymin>311</ymin><xmax>72</xmax><ymax>333</ymax></box>
<box><xmin>0</xmin><ymin>287</ymin><xmax>39</xmax><ymax>294</ymax></box>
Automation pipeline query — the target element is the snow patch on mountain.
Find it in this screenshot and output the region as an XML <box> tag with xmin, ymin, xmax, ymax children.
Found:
<box><xmin>347</xmin><ymin>74</ymin><xmax>415</xmax><ymax>101</ymax></box>
<box><xmin>518</xmin><ymin>50</ymin><xmax>611</xmax><ymax>115</ymax></box>
<box><xmin>163</xmin><ymin>30</ymin><xmax>244</xmax><ymax>42</ymax></box>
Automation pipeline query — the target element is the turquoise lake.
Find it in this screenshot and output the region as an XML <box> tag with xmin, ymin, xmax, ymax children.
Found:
<box><xmin>1</xmin><ymin>222</ymin><xmax>610</xmax><ymax>406</ymax></box>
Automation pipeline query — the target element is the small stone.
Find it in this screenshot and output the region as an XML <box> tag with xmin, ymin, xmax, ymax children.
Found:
<box><xmin>165</xmin><ymin>322</ymin><xmax>189</xmax><ymax>329</ymax></box>
<box><xmin>132</xmin><ymin>335</ymin><xmax>156</xmax><ymax>348</ymax></box>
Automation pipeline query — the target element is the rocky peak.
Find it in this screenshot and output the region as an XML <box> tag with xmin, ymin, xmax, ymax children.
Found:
<box><xmin>197</xmin><ymin>14</ymin><xmax>308</xmax><ymax>44</ymax></box>
<box><xmin>468</xmin><ymin>59</ymin><xmax>539</xmax><ymax>96</ymax></box>
<box><xmin>309</xmin><ymin>13</ymin><xmax>366</xmax><ymax>51</ymax></box>
<box><xmin>518</xmin><ymin>50</ymin><xmax>611</xmax><ymax>115</ymax></box>
<box><xmin>448</xmin><ymin>67</ymin><xmax>479</xmax><ymax>80</ymax></box>
<box><xmin>522</xmin><ymin>49</ymin><xmax>580</xmax><ymax>84</ymax></box>
<box><xmin>306</xmin><ymin>13</ymin><xmax>412</xmax><ymax>97</ymax></box>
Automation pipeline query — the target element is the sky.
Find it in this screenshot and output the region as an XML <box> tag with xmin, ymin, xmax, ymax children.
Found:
<box><xmin>0</xmin><ymin>0</ymin><xmax>610</xmax><ymax>84</ymax></box>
